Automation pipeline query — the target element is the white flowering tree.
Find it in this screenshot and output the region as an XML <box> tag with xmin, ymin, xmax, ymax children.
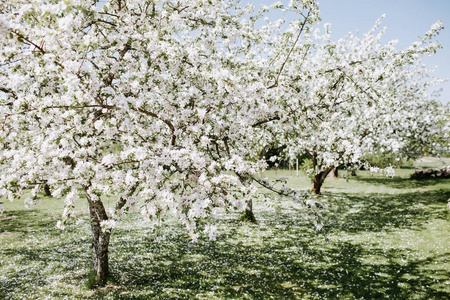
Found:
<box><xmin>267</xmin><ymin>16</ymin><xmax>445</xmax><ymax>194</ymax></box>
<box><xmin>398</xmin><ymin>100</ymin><xmax>450</xmax><ymax>159</ymax></box>
<box><xmin>0</xmin><ymin>0</ymin><xmax>325</xmax><ymax>286</ymax></box>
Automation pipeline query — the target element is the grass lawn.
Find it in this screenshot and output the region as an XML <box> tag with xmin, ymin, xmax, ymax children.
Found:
<box><xmin>0</xmin><ymin>157</ymin><xmax>449</xmax><ymax>299</ymax></box>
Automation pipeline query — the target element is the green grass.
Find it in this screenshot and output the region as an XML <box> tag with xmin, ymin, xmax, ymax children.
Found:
<box><xmin>0</xmin><ymin>157</ymin><xmax>449</xmax><ymax>299</ymax></box>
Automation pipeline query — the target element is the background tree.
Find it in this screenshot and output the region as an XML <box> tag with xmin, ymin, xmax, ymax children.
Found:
<box><xmin>266</xmin><ymin>17</ymin><xmax>445</xmax><ymax>194</ymax></box>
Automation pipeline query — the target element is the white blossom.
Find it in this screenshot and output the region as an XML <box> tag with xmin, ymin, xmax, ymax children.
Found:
<box><xmin>100</xmin><ymin>219</ymin><xmax>117</xmax><ymax>232</ymax></box>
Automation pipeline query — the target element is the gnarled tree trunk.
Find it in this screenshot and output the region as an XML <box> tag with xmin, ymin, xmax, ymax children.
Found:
<box><xmin>85</xmin><ymin>189</ymin><xmax>111</xmax><ymax>287</ymax></box>
<box><xmin>312</xmin><ymin>167</ymin><xmax>333</xmax><ymax>195</ymax></box>
<box><xmin>310</xmin><ymin>152</ymin><xmax>334</xmax><ymax>195</ymax></box>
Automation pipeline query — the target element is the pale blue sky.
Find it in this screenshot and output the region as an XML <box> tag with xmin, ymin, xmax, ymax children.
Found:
<box><xmin>258</xmin><ymin>0</ymin><xmax>450</xmax><ymax>102</ymax></box>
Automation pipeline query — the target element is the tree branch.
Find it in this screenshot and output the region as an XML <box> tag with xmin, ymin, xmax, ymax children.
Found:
<box><xmin>135</xmin><ymin>108</ymin><xmax>176</xmax><ymax>146</ymax></box>
<box><xmin>268</xmin><ymin>9</ymin><xmax>312</xmax><ymax>89</ymax></box>
<box><xmin>252</xmin><ymin>116</ymin><xmax>280</xmax><ymax>128</ymax></box>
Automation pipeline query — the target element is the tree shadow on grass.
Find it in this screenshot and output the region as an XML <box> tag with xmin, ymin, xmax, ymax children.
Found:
<box><xmin>107</xmin><ymin>216</ymin><xmax>449</xmax><ymax>300</ymax></box>
<box><xmin>1</xmin><ymin>188</ymin><xmax>449</xmax><ymax>299</ymax></box>
<box><xmin>0</xmin><ymin>209</ymin><xmax>92</xmax><ymax>298</ymax></box>
<box><xmin>352</xmin><ymin>176</ymin><xmax>449</xmax><ymax>189</ymax></box>
<box><xmin>321</xmin><ymin>189</ymin><xmax>450</xmax><ymax>234</ymax></box>
<box><xmin>104</xmin><ymin>184</ymin><xmax>450</xmax><ymax>299</ymax></box>
<box><xmin>0</xmin><ymin>209</ymin><xmax>56</xmax><ymax>234</ymax></box>
<box><xmin>108</xmin><ymin>186</ymin><xmax>450</xmax><ymax>299</ymax></box>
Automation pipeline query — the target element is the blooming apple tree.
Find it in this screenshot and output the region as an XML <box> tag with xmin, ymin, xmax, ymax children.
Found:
<box><xmin>266</xmin><ymin>16</ymin><xmax>445</xmax><ymax>194</ymax></box>
<box><xmin>0</xmin><ymin>0</ymin><xmax>324</xmax><ymax>285</ymax></box>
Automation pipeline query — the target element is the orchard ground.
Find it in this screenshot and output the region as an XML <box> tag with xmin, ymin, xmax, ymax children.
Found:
<box><xmin>0</xmin><ymin>157</ymin><xmax>449</xmax><ymax>299</ymax></box>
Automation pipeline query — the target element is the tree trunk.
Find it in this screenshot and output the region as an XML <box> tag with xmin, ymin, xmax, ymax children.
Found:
<box><xmin>332</xmin><ymin>167</ymin><xmax>338</xmax><ymax>178</ymax></box>
<box><xmin>237</xmin><ymin>174</ymin><xmax>257</xmax><ymax>223</ymax></box>
<box><xmin>85</xmin><ymin>189</ymin><xmax>111</xmax><ymax>287</ymax></box>
<box><xmin>242</xmin><ymin>198</ymin><xmax>257</xmax><ymax>223</ymax></box>
<box><xmin>43</xmin><ymin>184</ymin><xmax>51</xmax><ymax>197</ymax></box>
<box><xmin>312</xmin><ymin>167</ymin><xmax>333</xmax><ymax>195</ymax></box>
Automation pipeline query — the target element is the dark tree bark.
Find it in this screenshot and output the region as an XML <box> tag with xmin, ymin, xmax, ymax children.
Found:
<box><xmin>85</xmin><ymin>188</ymin><xmax>111</xmax><ymax>287</ymax></box>
<box><xmin>332</xmin><ymin>167</ymin><xmax>338</xmax><ymax>178</ymax></box>
<box><xmin>310</xmin><ymin>152</ymin><xmax>334</xmax><ymax>195</ymax></box>
<box><xmin>43</xmin><ymin>184</ymin><xmax>52</xmax><ymax>197</ymax></box>
<box><xmin>83</xmin><ymin>183</ymin><xmax>139</xmax><ymax>287</ymax></box>
<box><xmin>243</xmin><ymin>198</ymin><xmax>257</xmax><ymax>223</ymax></box>
<box><xmin>312</xmin><ymin>167</ymin><xmax>333</xmax><ymax>195</ymax></box>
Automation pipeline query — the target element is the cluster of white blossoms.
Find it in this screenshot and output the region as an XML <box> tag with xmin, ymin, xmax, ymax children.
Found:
<box><xmin>0</xmin><ymin>0</ymin><xmax>447</xmax><ymax>236</ymax></box>
<box><xmin>100</xmin><ymin>219</ymin><xmax>118</xmax><ymax>233</ymax></box>
<box><xmin>24</xmin><ymin>197</ymin><xmax>41</xmax><ymax>209</ymax></box>
<box><xmin>370</xmin><ymin>166</ymin><xmax>395</xmax><ymax>178</ymax></box>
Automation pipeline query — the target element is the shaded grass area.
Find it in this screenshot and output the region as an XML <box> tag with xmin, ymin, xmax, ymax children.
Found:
<box><xmin>0</xmin><ymin>162</ymin><xmax>449</xmax><ymax>299</ymax></box>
